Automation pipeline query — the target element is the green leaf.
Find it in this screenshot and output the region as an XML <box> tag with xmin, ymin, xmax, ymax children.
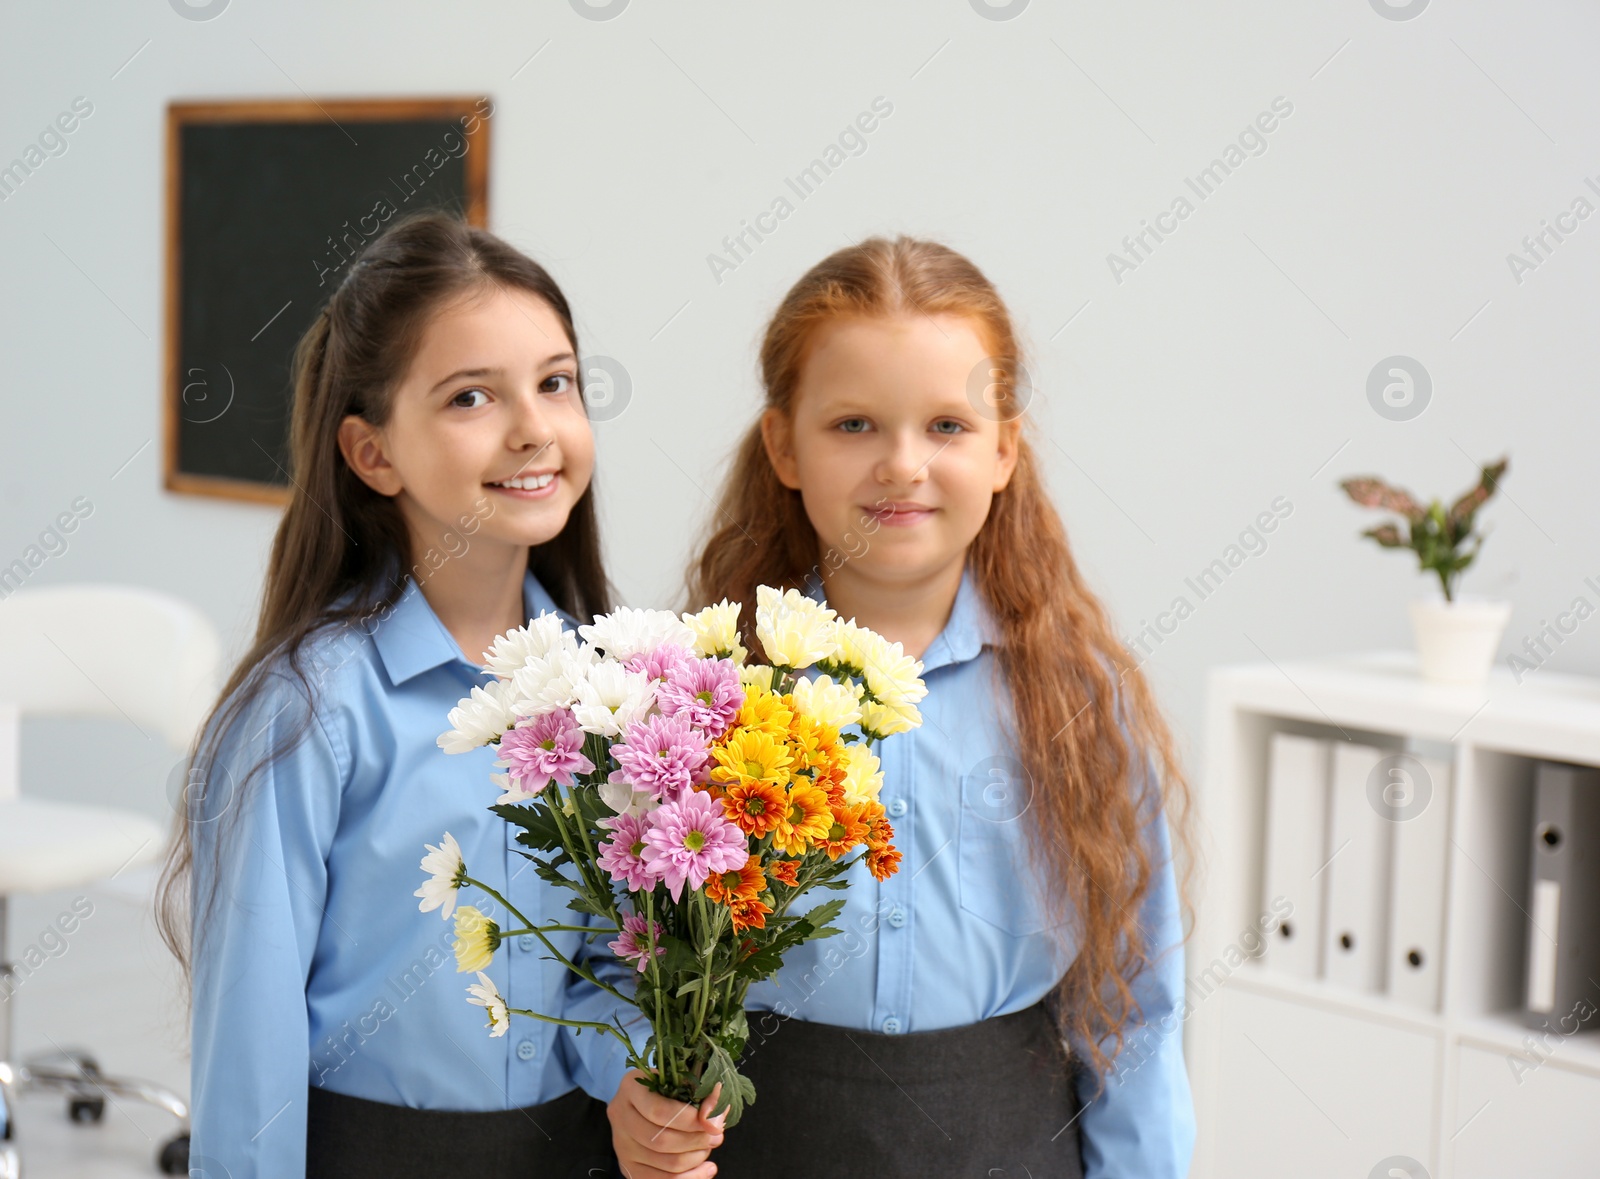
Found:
<box><xmin>801</xmin><ymin>897</ymin><xmax>846</xmax><ymax>934</ymax></box>
<box><xmin>491</xmin><ymin>802</ymin><xmax>565</xmax><ymax>851</ymax></box>
<box><xmin>658</xmin><ymin>934</ymin><xmax>701</xmax><ymax>976</ymax></box>
<box><xmin>692</xmin><ymin>1037</ymin><xmax>757</xmax><ymax>1127</ymax></box>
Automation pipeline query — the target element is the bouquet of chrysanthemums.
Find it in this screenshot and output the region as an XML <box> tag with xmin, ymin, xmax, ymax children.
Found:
<box><xmin>415</xmin><ymin>587</ymin><xmax>926</xmax><ymax>1124</ymax></box>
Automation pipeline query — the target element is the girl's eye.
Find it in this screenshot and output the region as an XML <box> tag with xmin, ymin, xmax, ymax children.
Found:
<box><xmin>451</xmin><ymin>388</ymin><xmax>489</xmax><ymax>409</ymax></box>
<box><xmin>837</xmin><ymin>417</ymin><xmax>870</xmax><ymax>434</ymax></box>
<box><xmin>541</xmin><ymin>372</ymin><xmax>573</xmax><ymax>396</ymax></box>
<box><xmin>932</xmin><ymin>419</ymin><xmax>966</xmax><ymax>435</ymax></box>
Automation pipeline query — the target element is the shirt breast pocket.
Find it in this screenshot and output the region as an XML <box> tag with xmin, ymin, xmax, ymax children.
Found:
<box><xmin>957</xmin><ymin>754</ymin><xmax>1050</xmax><ymax>937</ymax></box>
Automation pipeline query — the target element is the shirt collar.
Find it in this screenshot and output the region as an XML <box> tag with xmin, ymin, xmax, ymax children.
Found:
<box><xmin>372</xmin><ymin>568</ymin><xmax>567</xmax><ymax>686</ymax></box>
<box><xmin>802</xmin><ymin>562</ymin><xmax>996</xmax><ymax>673</ymax></box>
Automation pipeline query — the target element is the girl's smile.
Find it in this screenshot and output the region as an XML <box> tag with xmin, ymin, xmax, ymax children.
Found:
<box><xmin>865</xmin><ymin>500</ymin><xmax>937</xmax><ymax>527</ymax></box>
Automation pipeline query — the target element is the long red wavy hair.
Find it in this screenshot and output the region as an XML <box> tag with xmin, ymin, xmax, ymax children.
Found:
<box><xmin>687</xmin><ymin>236</ymin><xmax>1197</xmax><ymax>1087</ymax></box>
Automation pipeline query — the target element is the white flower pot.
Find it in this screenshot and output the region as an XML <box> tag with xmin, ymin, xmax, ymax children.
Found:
<box><xmin>1407</xmin><ymin>596</ymin><xmax>1512</xmax><ymax>686</ymax></box>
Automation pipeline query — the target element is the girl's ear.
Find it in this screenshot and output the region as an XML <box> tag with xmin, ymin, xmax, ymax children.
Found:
<box><xmin>759</xmin><ymin>407</ymin><xmax>802</xmax><ymax>491</ymax></box>
<box><xmin>992</xmin><ymin>419</ymin><xmax>1022</xmax><ymax>493</ymax></box>
<box><xmin>337</xmin><ymin>415</ymin><xmax>404</xmax><ymax>497</ymax></box>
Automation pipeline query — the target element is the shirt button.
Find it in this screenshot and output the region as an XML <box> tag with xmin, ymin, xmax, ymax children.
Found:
<box><xmin>887</xmin><ymin>906</ymin><xmax>906</xmax><ymax>928</ymax></box>
<box><xmin>516</xmin><ymin>1038</ymin><xmax>537</xmax><ymax>1061</ymax></box>
<box><xmin>518</xmin><ymin>934</ymin><xmax>536</xmax><ymax>951</ymax></box>
<box><xmin>887</xmin><ymin>798</ymin><xmax>907</xmax><ymax>818</ymax></box>
<box><xmin>881</xmin><ymin>1016</ymin><xmax>902</xmax><ymax>1035</ymax></box>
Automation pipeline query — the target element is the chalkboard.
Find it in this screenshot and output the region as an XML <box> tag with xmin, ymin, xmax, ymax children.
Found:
<box><xmin>163</xmin><ymin>98</ymin><xmax>491</xmax><ymax>504</ymax></box>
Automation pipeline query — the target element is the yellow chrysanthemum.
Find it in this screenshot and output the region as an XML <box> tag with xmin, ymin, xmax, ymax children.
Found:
<box><xmin>839</xmin><ymin>741</ymin><xmax>885</xmax><ymax>807</ymax></box>
<box><xmin>710</xmin><ymin>727</ymin><xmax>793</xmax><ymax>791</ymax></box>
<box><xmin>771</xmin><ymin>782</ymin><xmax>833</xmax><ymax>855</ymax></box>
<box><xmin>788</xmin><ymin>712</ymin><xmax>840</xmax><ymax>772</ymax></box>
<box><xmin>789</xmin><ymin>673</ymin><xmax>864</xmax><ymax>731</ymax></box>
<box><xmin>453</xmin><ymin>906</ymin><xmax>500</xmax><ymax>973</ymax></box>
<box><xmin>682</xmin><ymin>599</ymin><xmax>747</xmax><ymax>663</ymax></box>
<box><xmin>755</xmin><ymin>586</ymin><xmax>837</xmax><ymax>670</ymax></box>
<box><xmin>735</xmin><ymin>685</ymin><xmax>793</xmax><ymax>737</ymax></box>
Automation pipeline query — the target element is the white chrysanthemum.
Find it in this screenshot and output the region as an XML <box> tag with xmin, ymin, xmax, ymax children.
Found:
<box><xmin>571</xmin><ymin>662</ymin><xmax>655</xmax><ymax>737</ymax></box>
<box><xmin>481</xmin><ymin>612</ymin><xmax>571</xmax><ymax>678</ymax></box>
<box><xmin>507</xmin><ymin>646</ymin><xmax>595</xmax><ymax>716</ymax></box>
<box><xmin>829</xmin><ymin>619</ymin><xmax>871</xmax><ymax>678</ymax></box>
<box><xmin>854</xmin><ymin>629</ymin><xmax>928</xmax><ymax>710</ymax></box>
<box><xmin>859</xmin><ymin>698</ymin><xmax>921</xmax><ymax>740</ymax></box>
<box><xmin>754</xmin><ymin>586</ymin><xmax>837</xmax><ymax>669</ymax></box>
<box><xmin>598</xmin><ymin>778</ymin><xmax>662</xmax><ymax>820</ymax></box>
<box><xmin>488</xmin><ymin>771</ymin><xmax>540</xmax><ymax>807</ymax></box>
<box><xmin>414</xmin><ymin>832</ymin><xmax>467</xmax><ymax>920</ymax></box>
<box><xmin>579</xmin><ymin>607</ymin><xmax>695</xmax><ymax>661</ymax></box>
<box><xmin>790</xmin><ymin>673</ymin><xmax>864</xmax><ymax>730</ymax></box>
<box><xmin>465</xmin><ymin>970</ymin><xmax>511</xmax><ymax>1037</ymax></box>
<box><xmin>682</xmin><ymin>600</ymin><xmax>747</xmax><ymax>662</ymax></box>
<box><xmin>739</xmin><ymin>663</ymin><xmax>776</xmax><ymax>693</ymax></box>
<box><xmin>438</xmin><ymin>678</ymin><xmax>518</xmax><ymax>754</ymax></box>
<box><xmin>839</xmin><ymin>741</ymin><xmax>885</xmax><ymax>806</ymax></box>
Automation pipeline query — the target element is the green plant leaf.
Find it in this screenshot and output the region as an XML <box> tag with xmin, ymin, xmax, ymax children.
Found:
<box><xmin>692</xmin><ymin>1036</ymin><xmax>757</xmax><ymax>1127</ymax></box>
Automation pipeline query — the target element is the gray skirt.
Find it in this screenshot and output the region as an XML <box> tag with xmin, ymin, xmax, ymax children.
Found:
<box><xmin>711</xmin><ymin>1004</ymin><xmax>1085</xmax><ymax>1178</ymax></box>
<box><xmin>305</xmin><ymin>1083</ymin><xmax>614</xmax><ymax>1179</ymax></box>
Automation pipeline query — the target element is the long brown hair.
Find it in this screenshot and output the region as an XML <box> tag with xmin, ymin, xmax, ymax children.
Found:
<box><xmin>156</xmin><ymin>211</ymin><xmax>613</xmax><ymax>978</ymax></box>
<box><xmin>687</xmin><ymin>236</ymin><xmax>1196</xmax><ymax>1089</ymax></box>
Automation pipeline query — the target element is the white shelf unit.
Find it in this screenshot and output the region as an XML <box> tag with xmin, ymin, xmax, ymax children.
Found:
<box><xmin>1185</xmin><ymin>649</ymin><xmax>1600</xmax><ymax>1179</ymax></box>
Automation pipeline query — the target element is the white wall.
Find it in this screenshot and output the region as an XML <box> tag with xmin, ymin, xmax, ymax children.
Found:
<box><xmin>3</xmin><ymin>0</ymin><xmax>1597</xmax><ymax>790</ymax></box>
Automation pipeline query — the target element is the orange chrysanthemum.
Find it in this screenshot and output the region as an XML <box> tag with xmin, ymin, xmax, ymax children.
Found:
<box><xmin>866</xmin><ymin>843</ymin><xmax>902</xmax><ymax>881</ymax></box>
<box><xmin>767</xmin><ymin>858</ymin><xmax>800</xmax><ymax>888</ymax></box>
<box><xmin>812</xmin><ymin>759</ymin><xmax>848</xmax><ymax>805</ymax></box>
<box><xmin>729</xmin><ymin>895</ymin><xmax>773</xmax><ymax>933</ymax></box>
<box><xmin>771</xmin><ymin>782</ymin><xmax>833</xmax><ymax>856</ymax></box>
<box><xmin>705</xmin><ymin>860</ymin><xmax>764</xmax><ymax>906</ymax></box>
<box><xmin>817</xmin><ymin>802</ymin><xmax>871</xmax><ymax>860</ymax></box>
<box><xmin>861</xmin><ymin>801</ymin><xmax>893</xmax><ymax>847</ymax></box>
<box><xmin>719</xmin><ymin>779</ymin><xmax>788</xmax><ymax>839</ymax></box>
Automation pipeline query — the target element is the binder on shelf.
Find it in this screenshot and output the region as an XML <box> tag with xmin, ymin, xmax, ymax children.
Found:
<box><xmin>1523</xmin><ymin>760</ymin><xmax>1600</xmax><ymax>1028</ymax></box>
<box><xmin>1385</xmin><ymin>752</ymin><xmax>1454</xmax><ymax>1011</ymax></box>
<box><xmin>1323</xmin><ymin>742</ymin><xmax>1393</xmax><ymax>994</ymax></box>
<box><xmin>1261</xmin><ymin>733</ymin><xmax>1332</xmax><ymax>979</ymax></box>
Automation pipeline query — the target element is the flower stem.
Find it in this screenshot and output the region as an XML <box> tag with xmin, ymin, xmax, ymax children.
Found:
<box><xmin>501</xmin><ymin>924</ymin><xmax>617</xmax><ymax>937</ymax></box>
<box><xmin>461</xmin><ymin>875</ymin><xmax>630</xmax><ymax>1006</ymax></box>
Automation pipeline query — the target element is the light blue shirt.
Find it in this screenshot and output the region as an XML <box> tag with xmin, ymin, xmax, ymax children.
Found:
<box><xmin>578</xmin><ymin>565</ymin><xmax>1195</xmax><ymax>1178</ymax></box>
<box><xmin>190</xmin><ymin>570</ymin><xmax>623</xmax><ymax>1178</ymax></box>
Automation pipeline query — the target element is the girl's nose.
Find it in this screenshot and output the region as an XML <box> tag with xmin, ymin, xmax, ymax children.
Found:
<box><xmin>876</xmin><ymin>429</ymin><xmax>933</xmax><ymax>486</ymax></box>
<box><xmin>506</xmin><ymin>387</ymin><xmax>554</xmax><ymax>454</ymax></box>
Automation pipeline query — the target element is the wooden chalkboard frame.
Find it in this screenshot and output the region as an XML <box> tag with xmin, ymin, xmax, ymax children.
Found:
<box><xmin>163</xmin><ymin>97</ymin><xmax>491</xmax><ymax>505</ymax></box>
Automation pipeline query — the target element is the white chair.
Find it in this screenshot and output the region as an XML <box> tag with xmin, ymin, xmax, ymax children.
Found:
<box><xmin>0</xmin><ymin>584</ymin><xmax>222</xmax><ymax>1178</ymax></box>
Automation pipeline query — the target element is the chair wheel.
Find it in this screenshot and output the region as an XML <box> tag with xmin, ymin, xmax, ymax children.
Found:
<box><xmin>68</xmin><ymin>1095</ymin><xmax>105</xmax><ymax>1123</ymax></box>
<box><xmin>158</xmin><ymin>1134</ymin><xmax>190</xmax><ymax>1175</ymax></box>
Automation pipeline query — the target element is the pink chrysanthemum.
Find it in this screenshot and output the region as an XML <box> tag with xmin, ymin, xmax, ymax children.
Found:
<box><xmin>641</xmin><ymin>790</ymin><xmax>749</xmax><ymax>901</ymax></box>
<box><xmin>655</xmin><ymin>657</ymin><xmax>743</xmax><ymax>738</ymax></box>
<box><xmin>625</xmin><ymin>642</ymin><xmax>696</xmax><ymax>685</ymax></box>
<box><xmin>609</xmin><ymin>911</ymin><xmax>666</xmax><ymax>973</ymax></box>
<box><xmin>498</xmin><ymin>709</ymin><xmax>594</xmax><ymax>792</ymax></box>
<box><xmin>608</xmin><ymin>713</ymin><xmax>709</xmax><ymax>802</ymax></box>
<box><xmin>597</xmin><ymin>813</ymin><xmax>653</xmax><ymax>892</ymax></box>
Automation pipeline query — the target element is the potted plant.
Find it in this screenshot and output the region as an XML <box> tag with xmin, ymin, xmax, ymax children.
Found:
<box><xmin>1339</xmin><ymin>456</ymin><xmax>1511</xmax><ymax>686</ymax></box>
